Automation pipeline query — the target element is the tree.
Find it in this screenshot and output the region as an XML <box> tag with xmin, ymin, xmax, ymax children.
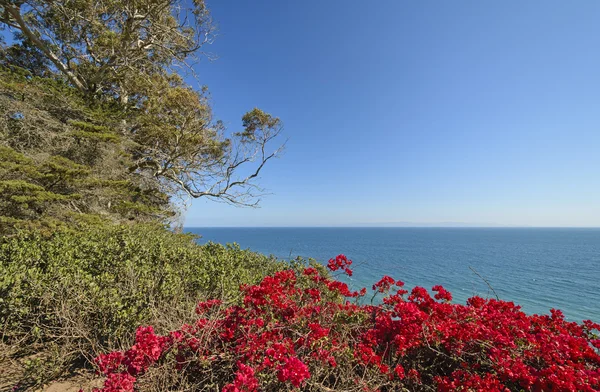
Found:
<box><xmin>0</xmin><ymin>33</ymin><xmax>53</xmax><ymax>77</ymax></box>
<box><xmin>0</xmin><ymin>68</ymin><xmax>174</xmax><ymax>232</ymax></box>
<box><xmin>0</xmin><ymin>0</ymin><xmax>211</xmax><ymax>99</ymax></box>
<box><xmin>0</xmin><ymin>0</ymin><xmax>284</xmax><ymax>231</ymax></box>
<box><xmin>131</xmin><ymin>85</ymin><xmax>284</xmax><ymax>206</ymax></box>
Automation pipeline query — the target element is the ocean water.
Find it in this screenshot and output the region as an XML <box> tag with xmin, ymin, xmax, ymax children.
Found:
<box><xmin>186</xmin><ymin>227</ymin><xmax>600</xmax><ymax>323</ymax></box>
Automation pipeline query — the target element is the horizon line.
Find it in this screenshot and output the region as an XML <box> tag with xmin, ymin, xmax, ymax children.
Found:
<box><xmin>184</xmin><ymin>225</ymin><xmax>600</xmax><ymax>229</ymax></box>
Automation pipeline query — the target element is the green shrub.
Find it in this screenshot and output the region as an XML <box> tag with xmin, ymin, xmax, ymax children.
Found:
<box><xmin>0</xmin><ymin>223</ymin><xmax>284</xmax><ymax>384</ymax></box>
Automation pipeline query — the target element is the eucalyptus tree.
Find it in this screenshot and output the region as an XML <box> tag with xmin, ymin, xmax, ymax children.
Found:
<box><xmin>1</xmin><ymin>0</ymin><xmax>212</xmax><ymax>99</ymax></box>
<box><xmin>0</xmin><ymin>0</ymin><xmax>283</xmax><ymax>231</ymax></box>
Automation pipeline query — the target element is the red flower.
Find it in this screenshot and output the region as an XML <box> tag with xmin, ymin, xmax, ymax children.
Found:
<box><xmin>196</xmin><ymin>299</ymin><xmax>223</xmax><ymax>314</ymax></box>
<box><xmin>373</xmin><ymin>276</ymin><xmax>395</xmax><ymax>293</ymax></box>
<box><xmin>394</xmin><ymin>364</ymin><xmax>405</xmax><ymax>380</ymax></box>
<box><xmin>276</xmin><ymin>357</ymin><xmax>310</xmax><ymax>387</ymax></box>
<box><xmin>90</xmin><ymin>254</ymin><xmax>600</xmax><ymax>392</ymax></box>
<box><xmin>223</xmin><ymin>362</ymin><xmax>258</xmax><ymax>392</ymax></box>
<box><xmin>432</xmin><ymin>285</ymin><xmax>452</xmax><ymax>302</ymax></box>
<box><xmin>327</xmin><ymin>254</ymin><xmax>353</xmax><ymax>276</ymax></box>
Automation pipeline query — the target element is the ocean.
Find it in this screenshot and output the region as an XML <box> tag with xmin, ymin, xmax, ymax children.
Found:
<box><xmin>186</xmin><ymin>227</ymin><xmax>600</xmax><ymax>323</ymax></box>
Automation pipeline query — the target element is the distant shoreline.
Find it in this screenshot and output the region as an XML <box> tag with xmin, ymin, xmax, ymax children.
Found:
<box><xmin>185</xmin><ymin>226</ymin><xmax>600</xmax><ymax>229</ymax></box>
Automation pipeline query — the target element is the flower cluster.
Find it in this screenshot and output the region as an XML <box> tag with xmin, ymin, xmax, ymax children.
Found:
<box><xmin>92</xmin><ymin>255</ymin><xmax>600</xmax><ymax>392</ymax></box>
<box><xmin>222</xmin><ymin>362</ymin><xmax>258</xmax><ymax>392</ymax></box>
<box><xmin>93</xmin><ymin>326</ymin><xmax>169</xmax><ymax>391</ymax></box>
<box><xmin>327</xmin><ymin>254</ymin><xmax>354</xmax><ymax>276</ymax></box>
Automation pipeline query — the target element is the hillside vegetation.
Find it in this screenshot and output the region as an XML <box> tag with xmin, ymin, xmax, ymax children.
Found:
<box><xmin>1</xmin><ymin>1</ymin><xmax>599</xmax><ymax>391</ymax></box>
<box><xmin>0</xmin><ymin>1</ymin><xmax>288</xmax><ymax>389</ymax></box>
<box><xmin>0</xmin><ymin>224</ymin><xmax>285</xmax><ymax>388</ymax></box>
<box><xmin>92</xmin><ymin>256</ymin><xmax>600</xmax><ymax>392</ymax></box>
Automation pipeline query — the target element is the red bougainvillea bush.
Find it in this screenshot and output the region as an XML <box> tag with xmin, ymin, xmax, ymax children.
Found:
<box><xmin>92</xmin><ymin>255</ymin><xmax>600</xmax><ymax>391</ymax></box>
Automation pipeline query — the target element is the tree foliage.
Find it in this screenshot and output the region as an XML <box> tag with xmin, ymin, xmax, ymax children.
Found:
<box><xmin>0</xmin><ymin>0</ymin><xmax>211</xmax><ymax>99</ymax></box>
<box><xmin>0</xmin><ymin>67</ymin><xmax>172</xmax><ymax>232</ymax></box>
<box><xmin>0</xmin><ymin>0</ymin><xmax>284</xmax><ymax>232</ymax></box>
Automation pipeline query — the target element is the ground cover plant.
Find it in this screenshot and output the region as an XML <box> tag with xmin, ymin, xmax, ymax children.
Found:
<box><xmin>0</xmin><ymin>224</ymin><xmax>284</xmax><ymax>388</ymax></box>
<box><xmin>92</xmin><ymin>255</ymin><xmax>600</xmax><ymax>392</ymax></box>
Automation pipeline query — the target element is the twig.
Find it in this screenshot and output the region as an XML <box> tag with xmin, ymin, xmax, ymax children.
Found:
<box><xmin>469</xmin><ymin>266</ymin><xmax>499</xmax><ymax>300</ymax></box>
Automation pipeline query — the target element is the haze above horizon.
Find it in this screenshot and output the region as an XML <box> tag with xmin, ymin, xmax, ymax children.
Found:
<box><xmin>186</xmin><ymin>0</ymin><xmax>600</xmax><ymax>228</ymax></box>
<box><xmin>185</xmin><ymin>224</ymin><xmax>600</xmax><ymax>229</ymax></box>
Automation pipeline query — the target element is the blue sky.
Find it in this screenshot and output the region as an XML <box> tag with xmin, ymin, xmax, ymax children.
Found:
<box><xmin>185</xmin><ymin>0</ymin><xmax>600</xmax><ymax>227</ymax></box>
